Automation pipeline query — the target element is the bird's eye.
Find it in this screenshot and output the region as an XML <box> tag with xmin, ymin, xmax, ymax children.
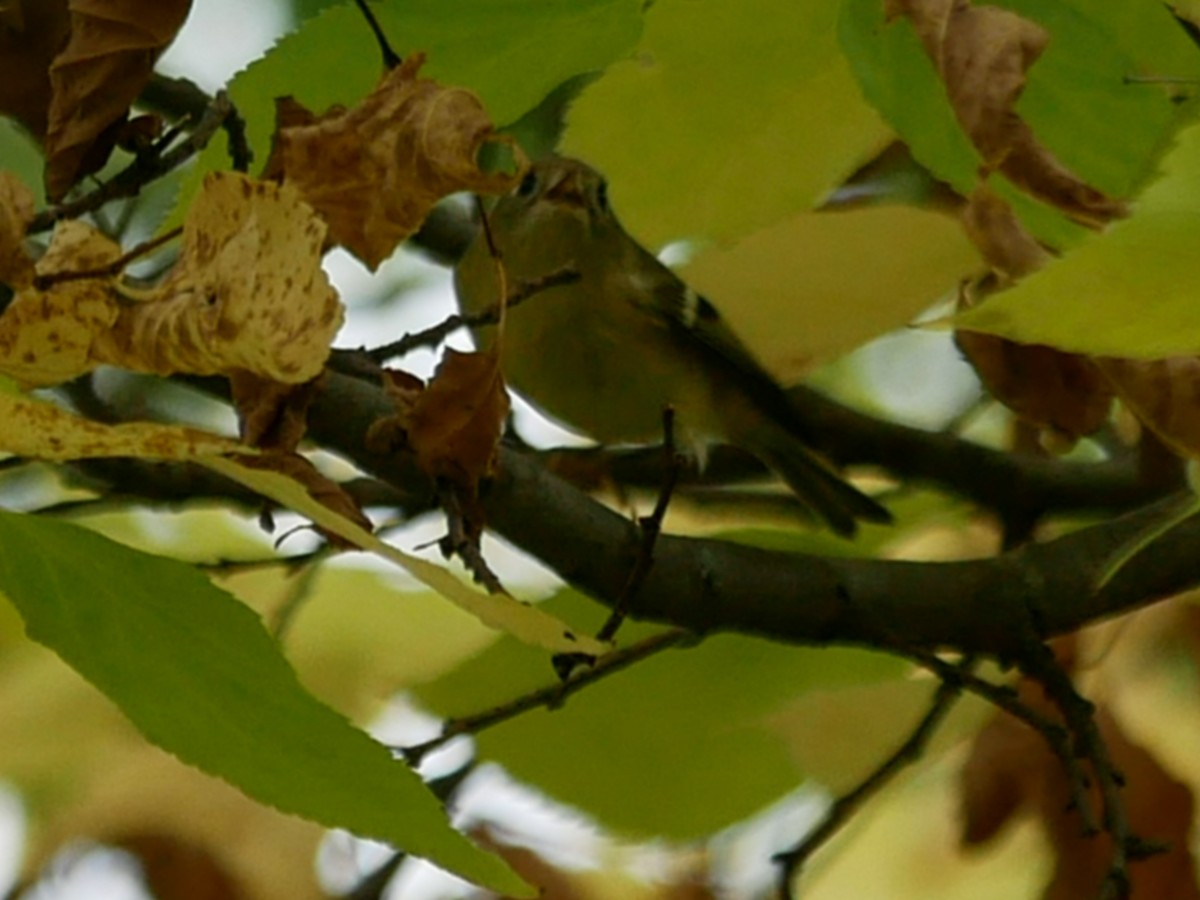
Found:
<box><xmin>595</xmin><ymin>179</ymin><xmax>610</xmax><ymax>212</ymax></box>
<box><xmin>516</xmin><ymin>171</ymin><xmax>538</xmax><ymax>198</ymax></box>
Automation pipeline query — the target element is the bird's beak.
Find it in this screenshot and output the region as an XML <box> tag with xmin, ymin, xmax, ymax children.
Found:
<box><xmin>544</xmin><ymin>169</ymin><xmax>588</xmax><ymax>208</ymax></box>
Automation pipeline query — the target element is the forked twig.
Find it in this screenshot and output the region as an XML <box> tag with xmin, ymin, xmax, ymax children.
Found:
<box><xmin>595</xmin><ymin>406</ymin><xmax>685</xmax><ymax>643</ymax></box>
<box><xmin>774</xmin><ymin>655</ymin><xmax>977</xmax><ymax>898</ymax></box>
<box><xmin>366</xmin><ymin>267</ymin><xmax>580</xmax><ymax>363</ymax></box>
<box><xmin>28</xmin><ymin>92</ymin><xmax>237</xmax><ymax>234</ymax></box>
<box><xmin>399</xmin><ymin>627</ymin><xmax>694</xmax><ymax>767</ymax></box>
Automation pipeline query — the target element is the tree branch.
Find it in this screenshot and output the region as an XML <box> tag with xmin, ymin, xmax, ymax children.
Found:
<box><xmin>303</xmin><ymin>371</ymin><xmax>1200</xmax><ymax>658</ymax></box>
<box><xmin>559</xmin><ymin>385</ymin><xmax>1175</xmax><ymax>521</ymax></box>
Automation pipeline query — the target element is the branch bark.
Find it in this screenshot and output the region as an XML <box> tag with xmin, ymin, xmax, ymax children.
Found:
<box><xmin>306</xmin><ymin>371</ymin><xmax>1200</xmax><ymax>658</ymax></box>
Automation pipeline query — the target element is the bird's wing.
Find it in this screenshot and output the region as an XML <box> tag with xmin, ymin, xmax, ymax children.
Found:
<box><xmin>617</xmin><ymin>242</ymin><xmax>821</xmax><ymax>444</ymax></box>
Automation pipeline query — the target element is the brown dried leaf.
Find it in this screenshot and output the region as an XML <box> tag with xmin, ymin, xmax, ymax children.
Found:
<box><xmin>960</xmin><ymin>662</ymin><xmax>1199</xmax><ymax>900</ymax></box>
<box><xmin>0</xmin><ymin>219</ymin><xmax>122</xmax><ymax>386</ymax></box>
<box><xmin>113</xmin><ymin>832</ymin><xmax>248</xmax><ymax>900</ymax></box>
<box><xmin>954</xmin><ymin>187</ymin><xmax>1113</xmax><ymax>445</ymax></box>
<box><xmin>43</xmin><ymin>0</ymin><xmax>193</xmax><ymax>200</ymax></box>
<box><xmin>888</xmin><ymin>0</ymin><xmax>1127</xmax><ymax>224</ymax></box>
<box><xmin>406</xmin><ymin>347</ymin><xmax>510</xmax><ymax>493</ymax></box>
<box><xmin>0</xmin><ymin>0</ymin><xmax>70</xmax><ymax>141</ymax></box>
<box><xmin>97</xmin><ymin>172</ymin><xmax>344</xmax><ymax>383</ymax></box>
<box><xmin>955</xmin><ymin>329</ymin><xmax>1113</xmax><ymax>443</ymax></box>
<box><xmin>961</xmin><ymin>183</ymin><xmax>1052</xmax><ymax>280</ymax></box>
<box><xmin>0</xmin><ymin>172</ymin><xmax>36</xmax><ymax>289</ymax></box>
<box><xmin>364</xmin><ymin>367</ymin><xmax>426</xmax><ymax>455</ymax></box>
<box><xmin>269</xmin><ymin>53</ymin><xmax>524</xmax><ymax>269</ymax></box>
<box><xmin>1097</xmin><ymin>357</ymin><xmax>1200</xmax><ymax>459</ymax></box>
<box><xmin>230</xmin><ymin>371</ymin><xmax>321</xmax><ymax>452</ymax></box>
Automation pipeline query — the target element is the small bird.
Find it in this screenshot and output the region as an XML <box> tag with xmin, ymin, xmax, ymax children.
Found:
<box><xmin>453</xmin><ymin>156</ymin><xmax>889</xmax><ymax>536</ymax></box>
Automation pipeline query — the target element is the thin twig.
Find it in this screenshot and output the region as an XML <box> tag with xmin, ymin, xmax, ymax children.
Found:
<box><xmin>897</xmin><ymin>646</ymin><xmax>1091</xmax><ymax>826</ymax></box>
<box><xmin>345</xmin><ymin>765</ymin><xmax>475</xmax><ymax>900</ymax></box>
<box><xmin>596</xmin><ymin>406</ymin><xmax>684</xmax><ymax>643</ymax></box>
<box><xmin>399</xmin><ymin>628</ymin><xmax>695</xmax><ymax>767</ymax></box>
<box><xmin>353</xmin><ymin>0</ymin><xmax>401</xmax><ymax>69</ymax></box>
<box><xmin>1019</xmin><ymin>642</ymin><xmax>1154</xmax><ymax>899</ymax></box>
<box><xmin>221</xmin><ymin>101</ymin><xmax>252</xmax><ymax>173</ymax></box>
<box><xmin>774</xmin><ymin>655</ymin><xmax>978</xmax><ymax>898</ymax></box>
<box><xmin>436</xmin><ymin>481</ymin><xmax>505</xmax><ymax>594</ymax></box>
<box><xmin>27</xmin><ymin>92</ymin><xmax>235</xmax><ymax>234</ymax></box>
<box><xmin>365</xmin><ymin>266</ymin><xmax>580</xmax><ymax>363</ymax></box>
<box><xmin>270</xmin><ymin>549</ymin><xmax>333</xmax><ymax>641</ymax></box>
<box><xmin>33</xmin><ymin>227</ymin><xmax>182</xmax><ymax>290</ymax></box>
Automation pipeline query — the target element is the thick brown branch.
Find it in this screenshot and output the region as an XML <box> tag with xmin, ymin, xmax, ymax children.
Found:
<box><xmin>304</xmin><ymin>371</ymin><xmax>1200</xmax><ymax>658</ymax></box>
<box><xmin>565</xmin><ymin>385</ymin><xmax>1174</xmax><ymax>521</ymax></box>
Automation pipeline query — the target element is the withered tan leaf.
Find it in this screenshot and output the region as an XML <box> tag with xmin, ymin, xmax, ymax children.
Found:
<box><xmin>0</xmin><ymin>392</ymin><xmax>247</xmax><ymax>461</ymax></box>
<box><xmin>233</xmin><ymin>451</ymin><xmax>373</xmax><ymax>547</ymax></box>
<box><xmin>0</xmin><ymin>219</ymin><xmax>122</xmax><ymax>386</ymax></box>
<box><xmin>44</xmin><ymin>0</ymin><xmax>193</xmax><ymax>200</ymax></box>
<box><xmin>0</xmin><ymin>172</ymin><xmax>36</xmax><ymax>289</ymax></box>
<box><xmin>1097</xmin><ymin>357</ymin><xmax>1200</xmax><ymax>459</ymax></box>
<box><xmin>269</xmin><ymin>53</ymin><xmax>524</xmax><ymax>270</ymax></box>
<box><xmin>406</xmin><ymin>348</ymin><xmax>510</xmax><ymax>493</ymax></box>
<box><xmin>888</xmin><ymin>0</ymin><xmax>1126</xmax><ymax>224</ymax></box>
<box><xmin>96</xmin><ymin>172</ymin><xmax>344</xmax><ymax>383</ymax></box>
<box><xmin>203</xmin><ymin>454</ymin><xmax>606</xmax><ymax>655</ymax></box>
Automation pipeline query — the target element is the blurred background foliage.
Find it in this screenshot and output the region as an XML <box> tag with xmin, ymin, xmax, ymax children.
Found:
<box><xmin>3</xmin><ymin>0</ymin><xmax>1200</xmax><ymax>898</ymax></box>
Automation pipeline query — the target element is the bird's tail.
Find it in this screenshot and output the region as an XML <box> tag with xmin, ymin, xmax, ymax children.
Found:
<box><xmin>751</xmin><ymin>427</ymin><xmax>891</xmax><ymax>537</ymax></box>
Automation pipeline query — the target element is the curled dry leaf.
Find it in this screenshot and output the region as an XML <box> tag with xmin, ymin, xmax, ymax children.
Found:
<box><xmin>955</xmin><ymin>330</ymin><xmax>1114</xmax><ymax>444</ymax></box>
<box><xmin>1097</xmin><ymin>358</ymin><xmax>1200</xmax><ymax>460</ymax></box>
<box><xmin>0</xmin><ymin>219</ymin><xmax>122</xmax><ymax>386</ymax></box>
<box><xmin>405</xmin><ymin>348</ymin><xmax>510</xmax><ymax>494</ymax></box>
<box><xmin>954</xmin><ymin>186</ymin><xmax>1113</xmax><ymax>444</ymax></box>
<box><xmin>267</xmin><ymin>53</ymin><xmax>525</xmax><ymax>270</ymax></box>
<box><xmin>0</xmin><ymin>392</ymin><xmax>247</xmax><ymax>461</ymax></box>
<box><xmin>0</xmin><ymin>173</ymin><xmax>342</xmax><ymax>388</ymax></box>
<box><xmin>97</xmin><ymin>172</ymin><xmax>344</xmax><ymax>383</ymax></box>
<box><xmin>0</xmin><ymin>0</ymin><xmax>70</xmax><ymax>143</ymax></box>
<box><xmin>961</xmin><ymin>183</ymin><xmax>1051</xmax><ymax>281</ymax></box>
<box><xmin>887</xmin><ymin>0</ymin><xmax>1126</xmax><ymax>224</ymax></box>
<box><xmin>229</xmin><ymin>371</ymin><xmax>322</xmax><ymax>452</ymax></box>
<box><xmin>0</xmin><ymin>172</ymin><xmax>36</xmax><ymax>289</ymax></box>
<box><xmin>44</xmin><ymin>0</ymin><xmax>194</xmax><ymax>200</ymax></box>
<box><xmin>369</xmin><ymin>352</ymin><xmax>510</xmax><ymax>589</ymax></box>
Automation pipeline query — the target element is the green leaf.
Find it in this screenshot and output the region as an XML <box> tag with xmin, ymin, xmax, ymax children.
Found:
<box><xmin>1005</xmin><ymin>0</ymin><xmax>1200</xmax><ymax>198</ymax></box>
<box><xmin>953</xmin><ymin>117</ymin><xmax>1200</xmax><ymax>356</ymax></box>
<box><xmin>563</xmin><ymin>0</ymin><xmax>892</xmax><ymax>247</ymax></box>
<box><xmin>0</xmin><ymin>119</ymin><xmax>45</xmax><ymax>206</ymax></box>
<box><xmin>838</xmin><ymin>0</ymin><xmax>980</xmax><ymax>196</ymax></box>
<box><xmin>416</xmin><ymin>591</ymin><xmax>907</xmax><ymax>838</ymax></box>
<box><xmin>838</xmin><ymin>0</ymin><xmax>1198</xmax><ymax>246</ymax></box>
<box><xmin>166</xmin><ymin>0</ymin><xmax>643</xmax><ymax>230</ymax></box>
<box><xmin>0</xmin><ymin>509</ymin><xmax>529</xmax><ymax>897</ymax></box>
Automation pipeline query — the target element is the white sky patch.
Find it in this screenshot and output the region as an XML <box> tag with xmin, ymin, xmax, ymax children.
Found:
<box><xmin>156</xmin><ymin>0</ymin><xmax>291</xmax><ymax>94</ymax></box>
<box><xmin>0</xmin><ymin>785</ymin><xmax>24</xmax><ymax>896</ymax></box>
